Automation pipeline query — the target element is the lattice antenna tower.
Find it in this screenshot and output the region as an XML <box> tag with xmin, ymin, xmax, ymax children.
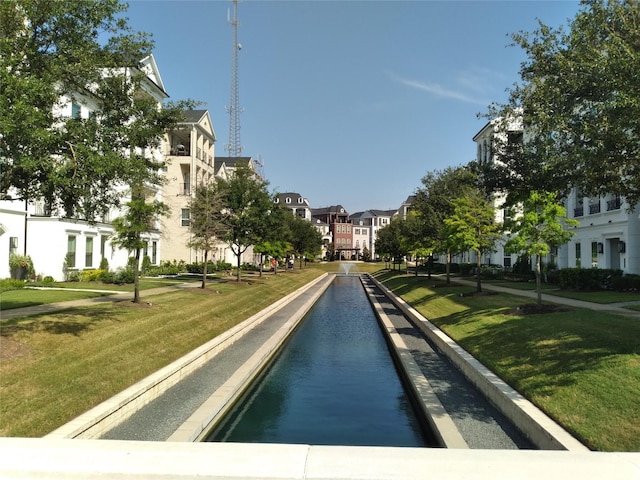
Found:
<box><xmin>225</xmin><ymin>0</ymin><xmax>243</xmax><ymax>157</ymax></box>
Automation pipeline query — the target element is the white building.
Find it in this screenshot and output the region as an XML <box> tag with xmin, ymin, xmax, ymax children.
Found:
<box><xmin>472</xmin><ymin>118</ymin><xmax>640</xmax><ymax>275</ymax></box>
<box><xmin>0</xmin><ymin>55</ymin><xmax>167</xmax><ymax>281</ymax></box>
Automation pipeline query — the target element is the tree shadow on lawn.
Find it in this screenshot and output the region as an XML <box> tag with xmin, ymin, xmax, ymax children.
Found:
<box><xmin>0</xmin><ymin>305</ymin><xmax>124</xmax><ymax>337</ymax></box>
<box><xmin>432</xmin><ymin>307</ymin><xmax>638</xmax><ymax>396</ymax></box>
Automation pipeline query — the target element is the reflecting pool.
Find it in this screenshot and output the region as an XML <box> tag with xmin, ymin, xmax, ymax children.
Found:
<box><xmin>207</xmin><ymin>276</ymin><xmax>434</xmax><ymax>447</ymax></box>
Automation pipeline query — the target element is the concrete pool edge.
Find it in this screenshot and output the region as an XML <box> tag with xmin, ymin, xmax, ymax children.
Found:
<box><xmin>1</xmin><ymin>438</ymin><xmax>638</xmax><ymax>479</ymax></box>
<box><xmin>46</xmin><ymin>273</ymin><xmax>331</xmax><ymax>440</ymax></box>
<box><xmin>367</xmin><ymin>274</ymin><xmax>589</xmax><ymax>452</ymax></box>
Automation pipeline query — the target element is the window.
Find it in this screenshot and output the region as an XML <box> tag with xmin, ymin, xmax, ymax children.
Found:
<box><xmin>181</xmin><ymin>209</ymin><xmax>190</xmax><ymax>227</ymax></box>
<box><xmin>286</xmin><ymin>197</ymin><xmax>291</xmax><ymax>204</ymax></box>
<box><xmin>298</xmin><ymin>197</ymin><xmax>303</xmax><ymax>204</ymax></box>
<box><xmin>591</xmin><ymin>241</ymin><xmax>599</xmax><ymax>267</ymax></box>
<box><xmin>67</xmin><ymin>235</ymin><xmax>77</xmax><ymax>268</ymax></box>
<box><xmin>85</xmin><ymin>237</ymin><xmax>93</xmax><ymax>267</ymax></box>
<box><xmin>355</xmin><ymin>228</ymin><xmax>360</xmax><ymax>235</ymax></box>
<box><xmin>152</xmin><ymin>241</ymin><xmax>157</xmax><ymax>264</ymax></box>
<box><xmin>9</xmin><ymin>237</ymin><xmax>18</xmax><ymax>255</ymax></box>
<box><xmin>71</xmin><ymin>102</ymin><xmax>81</xmax><ymax>119</ymax></box>
<box><xmin>575</xmin><ymin>242</ymin><xmax>581</xmax><ymax>268</ymax></box>
<box><xmin>100</xmin><ymin>235</ymin><xmax>108</xmax><ymax>260</ymax></box>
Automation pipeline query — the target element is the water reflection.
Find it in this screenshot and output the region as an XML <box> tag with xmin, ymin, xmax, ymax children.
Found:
<box><xmin>208</xmin><ymin>276</ymin><xmax>432</xmax><ymax>447</ymax></box>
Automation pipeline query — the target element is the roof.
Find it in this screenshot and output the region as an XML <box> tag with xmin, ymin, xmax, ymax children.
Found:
<box><xmin>182</xmin><ymin>109</ymin><xmax>208</xmax><ymax>123</ymax></box>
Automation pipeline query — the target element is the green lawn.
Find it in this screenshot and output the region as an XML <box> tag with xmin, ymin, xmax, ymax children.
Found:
<box><xmin>1</xmin><ymin>265</ymin><xmax>638</xmax><ymax>451</ymax></box>
<box><xmin>375</xmin><ymin>271</ymin><xmax>640</xmax><ymax>452</ymax></box>
<box><xmin>1</xmin><ymin>289</ymin><xmax>113</xmax><ymax>310</ymax></box>
<box><xmin>0</xmin><ymin>269</ymin><xmax>323</xmax><ymax>437</ymax></box>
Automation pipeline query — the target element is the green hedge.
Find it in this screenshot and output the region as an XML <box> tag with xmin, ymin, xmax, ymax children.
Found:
<box><xmin>558</xmin><ymin>268</ymin><xmax>623</xmax><ymax>291</ymax></box>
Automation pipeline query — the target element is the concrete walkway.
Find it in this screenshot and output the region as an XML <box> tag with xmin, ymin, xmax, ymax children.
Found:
<box><xmin>1</xmin><ymin>284</ymin><xmax>192</xmax><ymax>320</ymax></box>
<box><xmin>451</xmin><ymin>277</ymin><xmax>640</xmax><ymax>317</ymax></box>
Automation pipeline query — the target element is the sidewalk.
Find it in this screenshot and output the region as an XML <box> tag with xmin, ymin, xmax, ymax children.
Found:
<box><xmin>0</xmin><ymin>285</ymin><xmax>189</xmax><ymax>321</ymax></box>
<box><xmin>451</xmin><ymin>277</ymin><xmax>640</xmax><ymax>317</ymax></box>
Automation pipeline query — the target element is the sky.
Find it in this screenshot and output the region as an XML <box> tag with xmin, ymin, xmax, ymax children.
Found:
<box><xmin>123</xmin><ymin>0</ymin><xmax>581</xmax><ymax>214</ymax></box>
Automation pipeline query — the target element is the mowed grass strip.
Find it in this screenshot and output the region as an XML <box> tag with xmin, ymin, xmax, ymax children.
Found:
<box><xmin>0</xmin><ymin>269</ymin><xmax>323</xmax><ymax>437</ymax></box>
<box><xmin>376</xmin><ymin>272</ymin><xmax>640</xmax><ymax>452</ymax></box>
<box><xmin>1</xmin><ymin>289</ymin><xmax>113</xmax><ymax>310</ymax></box>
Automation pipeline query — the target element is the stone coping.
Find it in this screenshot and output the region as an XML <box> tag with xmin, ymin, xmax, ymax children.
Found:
<box><xmin>367</xmin><ymin>274</ymin><xmax>588</xmax><ymax>452</ymax></box>
<box><xmin>46</xmin><ymin>274</ymin><xmax>330</xmax><ymax>440</ymax></box>
<box><xmin>1</xmin><ymin>438</ymin><xmax>638</xmax><ymax>479</ymax></box>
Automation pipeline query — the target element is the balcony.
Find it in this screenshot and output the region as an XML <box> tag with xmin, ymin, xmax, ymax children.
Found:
<box><xmin>588</xmin><ymin>202</ymin><xmax>601</xmax><ymax>214</ymax></box>
<box><xmin>573</xmin><ymin>206</ymin><xmax>584</xmax><ymax>217</ymax></box>
<box><xmin>606</xmin><ymin>197</ymin><xmax>622</xmax><ymax>211</ymax></box>
<box><xmin>170</xmin><ymin>144</ymin><xmax>190</xmax><ymax>156</ymax></box>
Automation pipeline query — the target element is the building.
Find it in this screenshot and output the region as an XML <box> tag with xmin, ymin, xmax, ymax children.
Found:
<box><xmin>161</xmin><ymin>109</ymin><xmax>217</xmax><ymax>264</ymax></box>
<box><xmin>0</xmin><ymin>55</ymin><xmax>167</xmax><ymax>281</ymax></box>
<box><xmin>275</xmin><ymin>193</ymin><xmax>311</xmax><ymax>221</ymax></box>
<box><xmin>312</xmin><ymin>205</ymin><xmax>354</xmax><ymax>260</ymax></box>
<box><xmin>350</xmin><ymin>209</ymin><xmax>396</xmax><ymax>260</ymax></box>
<box><xmin>473</xmin><ymin>118</ymin><xmax>640</xmax><ymax>275</ymax></box>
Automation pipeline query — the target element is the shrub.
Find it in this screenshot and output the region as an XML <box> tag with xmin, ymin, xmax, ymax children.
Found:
<box><xmin>558</xmin><ymin>268</ymin><xmax>623</xmax><ymax>291</ymax></box>
<box><xmin>0</xmin><ymin>279</ymin><xmax>27</xmax><ymax>293</ymax></box>
<box><xmin>611</xmin><ymin>274</ymin><xmax>640</xmax><ymax>292</ymax></box>
<box><xmin>112</xmin><ymin>267</ymin><xmax>135</xmax><ymax>284</ymax></box>
<box><xmin>42</xmin><ymin>276</ymin><xmax>55</xmax><ymax>284</ymax></box>
<box><xmin>99</xmin><ymin>257</ymin><xmax>109</xmax><ymax>271</ymax></box>
<box><xmin>79</xmin><ymin>269</ymin><xmax>104</xmax><ymax>282</ymax></box>
<box><xmin>9</xmin><ymin>253</ymin><xmax>34</xmax><ymax>280</ymax></box>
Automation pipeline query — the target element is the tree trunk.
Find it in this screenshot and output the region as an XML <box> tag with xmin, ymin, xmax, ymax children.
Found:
<box><xmin>201</xmin><ymin>250</ymin><xmax>208</xmax><ymax>289</ymax></box>
<box><xmin>236</xmin><ymin>254</ymin><xmax>241</xmax><ymax>282</ymax></box>
<box><xmin>476</xmin><ymin>250</ymin><xmax>482</xmax><ymax>293</ymax></box>
<box><xmin>536</xmin><ymin>254</ymin><xmax>542</xmax><ymax>305</ymax></box>
<box><xmin>133</xmin><ymin>247</ymin><xmax>141</xmax><ymax>303</ymax></box>
<box><xmin>446</xmin><ymin>251</ymin><xmax>451</xmax><ymax>285</ymax></box>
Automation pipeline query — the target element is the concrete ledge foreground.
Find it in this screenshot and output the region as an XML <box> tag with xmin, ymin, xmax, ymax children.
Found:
<box><xmin>1</xmin><ymin>438</ymin><xmax>639</xmax><ymax>480</ymax></box>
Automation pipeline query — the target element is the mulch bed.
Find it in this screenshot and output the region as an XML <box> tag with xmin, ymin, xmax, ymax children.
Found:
<box><xmin>504</xmin><ymin>303</ymin><xmax>570</xmax><ymax>315</ymax></box>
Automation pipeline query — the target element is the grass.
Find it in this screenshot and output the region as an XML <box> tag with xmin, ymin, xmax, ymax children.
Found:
<box><xmin>1</xmin><ymin>264</ymin><xmax>638</xmax><ymax>451</ymax></box>
<box><xmin>0</xmin><ymin>268</ymin><xmax>323</xmax><ymax>437</ymax></box>
<box><xmin>1</xmin><ymin>289</ymin><xmax>113</xmax><ymax>310</ymax></box>
<box><xmin>374</xmin><ymin>271</ymin><xmax>640</xmax><ymax>452</ymax></box>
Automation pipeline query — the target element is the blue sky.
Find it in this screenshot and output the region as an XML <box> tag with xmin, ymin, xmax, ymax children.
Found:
<box><xmin>124</xmin><ymin>0</ymin><xmax>580</xmax><ymax>214</ymax></box>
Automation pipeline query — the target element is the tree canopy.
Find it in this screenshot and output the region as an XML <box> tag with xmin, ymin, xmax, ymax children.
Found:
<box><xmin>482</xmin><ymin>0</ymin><xmax>640</xmax><ymax>207</ymax></box>
<box><xmin>504</xmin><ymin>191</ymin><xmax>578</xmax><ymax>304</ymax></box>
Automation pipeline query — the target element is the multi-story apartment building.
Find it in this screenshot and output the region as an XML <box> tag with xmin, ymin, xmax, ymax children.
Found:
<box><xmin>350</xmin><ymin>209</ymin><xmax>396</xmax><ymax>260</ymax></box>
<box><xmin>275</xmin><ymin>192</ymin><xmax>311</xmax><ymax>221</ymax></box>
<box><xmin>161</xmin><ymin>109</ymin><xmax>217</xmax><ymax>263</ymax></box>
<box><xmin>312</xmin><ymin>205</ymin><xmax>354</xmax><ymax>259</ymax></box>
<box><xmin>472</xmin><ymin>118</ymin><xmax>640</xmax><ymax>275</ymax></box>
<box><xmin>0</xmin><ymin>55</ymin><xmax>167</xmax><ymax>281</ymax></box>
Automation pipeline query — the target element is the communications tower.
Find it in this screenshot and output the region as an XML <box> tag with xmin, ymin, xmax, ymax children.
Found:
<box><xmin>225</xmin><ymin>0</ymin><xmax>243</xmax><ymax>157</ymax></box>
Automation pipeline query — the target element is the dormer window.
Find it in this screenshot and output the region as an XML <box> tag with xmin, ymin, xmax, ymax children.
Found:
<box><xmin>298</xmin><ymin>197</ymin><xmax>303</xmax><ymax>204</ymax></box>
<box><xmin>286</xmin><ymin>197</ymin><xmax>291</xmax><ymax>204</ymax></box>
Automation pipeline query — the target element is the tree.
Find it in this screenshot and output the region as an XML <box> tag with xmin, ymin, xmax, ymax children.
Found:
<box><xmin>188</xmin><ymin>180</ymin><xmax>229</xmax><ymax>288</ymax></box>
<box><xmin>412</xmin><ymin>165</ymin><xmax>478</xmax><ymax>283</ymax></box>
<box><xmin>444</xmin><ymin>191</ymin><xmax>502</xmax><ymax>293</ymax></box>
<box><xmin>107</xmin><ymin>69</ymin><xmax>194</xmax><ymax>303</ymax></box>
<box><xmin>285</xmin><ymin>215</ymin><xmax>322</xmax><ymax>268</ymax></box>
<box><xmin>483</xmin><ymin>0</ymin><xmax>640</xmax><ymax>207</ymax></box>
<box><xmin>217</xmin><ymin>165</ymin><xmax>274</xmax><ymax>281</ymax></box>
<box><xmin>0</xmin><ymin>0</ymin><xmax>155</xmax><ymax>218</ymax></box>
<box><xmin>375</xmin><ymin>219</ymin><xmax>406</xmax><ymax>271</ymax></box>
<box><xmin>504</xmin><ymin>191</ymin><xmax>578</xmax><ymax>305</ymax></box>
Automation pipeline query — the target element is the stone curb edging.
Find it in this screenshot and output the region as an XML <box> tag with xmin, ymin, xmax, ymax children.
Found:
<box><xmin>361</xmin><ymin>276</ymin><xmax>468</xmax><ymax>449</ymax></box>
<box><xmin>46</xmin><ymin>273</ymin><xmax>329</xmax><ymax>440</ymax></box>
<box><xmin>367</xmin><ymin>275</ymin><xmax>589</xmax><ymax>452</ymax></box>
<box><xmin>168</xmin><ymin>275</ymin><xmax>335</xmax><ymax>442</ymax></box>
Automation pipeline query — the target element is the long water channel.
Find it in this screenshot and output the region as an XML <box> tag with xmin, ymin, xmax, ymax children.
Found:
<box><xmin>206</xmin><ymin>275</ymin><xmax>437</xmax><ymax>447</ymax></box>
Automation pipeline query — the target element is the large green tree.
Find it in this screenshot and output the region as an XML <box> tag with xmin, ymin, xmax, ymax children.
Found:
<box><xmin>285</xmin><ymin>214</ymin><xmax>322</xmax><ymax>268</ymax></box>
<box><xmin>482</xmin><ymin>0</ymin><xmax>640</xmax><ymax>207</ymax></box>
<box><xmin>504</xmin><ymin>191</ymin><xmax>578</xmax><ymax>305</ymax></box>
<box><xmin>375</xmin><ymin>218</ymin><xmax>406</xmax><ymax>271</ymax></box>
<box><xmin>444</xmin><ymin>191</ymin><xmax>502</xmax><ymax>293</ymax></box>
<box><xmin>0</xmin><ymin>0</ymin><xmax>154</xmax><ymax>218</ymax></box>
<box><xmin>217</xmin><ymin>165</ymin><xmax>274</xmax><ymax>281</ymax></box>
<box><xmin>188</xmin><ymin>179</ymin><xmax>230</xmax><ymax>288</ymax></box>
<box><xmin>412</xmin><ymin>165</ymin><xmax>478</xmax><ymax>283</ymax></box>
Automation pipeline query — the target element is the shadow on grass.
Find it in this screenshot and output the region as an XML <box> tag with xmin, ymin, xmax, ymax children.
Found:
<box><xmin>433</xmin><ymin>306</ymin><xmax>639</xmax><ymax>397</ymax></box>
<box><xmin>0</xmin><ymin>305</ymin><xmax>121</xmax><ymax>337</ymax></box>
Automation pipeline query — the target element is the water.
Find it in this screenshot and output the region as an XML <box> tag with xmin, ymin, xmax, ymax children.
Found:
<box><xmin>207</xmin><ymin>276</ymin><xmax>433</xmax><ymax>447</ymax></box>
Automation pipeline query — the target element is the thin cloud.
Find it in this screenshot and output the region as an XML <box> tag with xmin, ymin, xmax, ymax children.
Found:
<box><xmin>390</xmin><ymin>72</ymin><xmax>489</xmax><ymax>106</ymax></box>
